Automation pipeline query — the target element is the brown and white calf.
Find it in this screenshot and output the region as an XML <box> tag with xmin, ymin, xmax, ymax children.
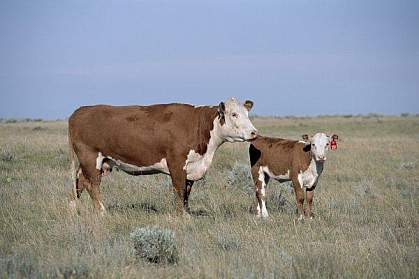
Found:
<box><xmin>249</xmin><ymin>133</ymin><xmax>338</xmax><ymax>219</ymax></box>
<box><xmin>68</xmin><ymin>98</ymin><xmax>258</xmax><ymax>216</ymax></box>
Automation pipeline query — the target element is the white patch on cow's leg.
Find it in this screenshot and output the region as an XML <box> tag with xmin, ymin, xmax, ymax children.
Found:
<box><xmin>256</xmin><ymin>203</ymin><xmax>261</xmax><ymax>217</ymax></box>
<box><xmin>258</xmin><ymin>166</ymin><xmax>269</xmax><ymax>218</ymax></box>
<box><xmin>298</xmin><ymin>214</ymin><xmax>304</xmax><ymax>221</ymax></box>
<box><xmin>99</xmin><ymin>201</ymin><xmax>106</xmax><ymax>216</ymax></box>
<box><xmin>260</xmin><ymin>200</ymin><xmax>268</xmax><ymax>218</ymax></box>
<box><xmin>96</xmin><ymin>152</ymin><xmax>104</xmax><ymax>170</ymax></box>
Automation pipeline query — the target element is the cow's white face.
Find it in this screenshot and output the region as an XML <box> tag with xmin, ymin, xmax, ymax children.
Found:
<box><xmin>217</xmin><ymin>98</ymin><xmax>258</xmax><ymax>142</ymax></box>
<box><xmin>310</xmin><ymin>133</ymin><xmax>330</xmax><ymax>161</ymax></box>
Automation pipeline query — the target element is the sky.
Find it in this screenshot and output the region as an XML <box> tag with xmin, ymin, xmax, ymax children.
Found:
<box><xmin>0</xmin><ymin>0</ymin><xmax>418</xmax><ymax>119</ymax></box>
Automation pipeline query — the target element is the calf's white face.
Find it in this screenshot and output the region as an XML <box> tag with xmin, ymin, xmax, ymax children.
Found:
<box><xmin>218</xmin><ymin>98</ymin><xmax>258</xmax><ymax>142</ymax></box>
<box><xmin>310</xmin><ymin>133</ymin><xmax>330</xmax><ymax>161</ymax></box>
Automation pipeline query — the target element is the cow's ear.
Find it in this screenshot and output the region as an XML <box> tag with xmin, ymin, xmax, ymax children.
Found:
<box><xmin>218</xmin><ymin>102</ymin><xmax>226</xmax><ymax>124</ymax></box>
<box><xmin>302</xmin><ymin>134</ymin><xmax>309</xmax><ymax>142</ymax></box>
<box><xmin>243</xmin><ymin>100</ymin><xmax>254</xmax><ymax>111</ymax></box>
<box><xmin>303</xmin><ymin>142</ymin><xmax>311</xmax><ymax>152</ymax></box>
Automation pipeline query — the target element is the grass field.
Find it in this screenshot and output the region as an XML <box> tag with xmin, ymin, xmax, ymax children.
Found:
<box><xmin>1</xmin><ymin>116</ymin><xmax>418</xmax><ymax>278</ymax></box>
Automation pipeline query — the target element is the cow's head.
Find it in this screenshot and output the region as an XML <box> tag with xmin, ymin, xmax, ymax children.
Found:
<box><xmin>217</xmin><ymin>98</ymin><xmax>258</xmax><ymax>142</ymax></box>
<box><xmin>303</xmin><ymin>133</ymin><xmax>338</xmax><ymax>162</ymax></box>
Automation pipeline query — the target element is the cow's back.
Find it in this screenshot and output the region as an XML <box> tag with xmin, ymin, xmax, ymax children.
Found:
<box><xmin>69</xmin><ymin>104</ymin><xmax>217</xmax><ymax>167</ymax></box>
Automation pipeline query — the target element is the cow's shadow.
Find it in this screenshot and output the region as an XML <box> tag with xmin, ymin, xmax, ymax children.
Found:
<box><xmin>107</xmin><ymin>202</ymin><xmax>159</xmax><ymax>214</ymax></box>
<box><xmin>107</xmin><ymin>202</ymin><xmax>215</xmax><ymax>217</ymax></box>
<box><xmin>188</xmin><ymin>208</ymin><xmax>212</xmax><ymax>218</ymax></box>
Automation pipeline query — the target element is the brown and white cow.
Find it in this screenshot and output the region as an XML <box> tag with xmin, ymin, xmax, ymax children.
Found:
<box><xmin>68</xmin><ymin>98</ymin><xmax>257</xmax><ymax>216</ymax></box>
<box><xmin>249</xmin><ymin>133</ymin><xmax>338</xmax><ymax>219</ymax></box>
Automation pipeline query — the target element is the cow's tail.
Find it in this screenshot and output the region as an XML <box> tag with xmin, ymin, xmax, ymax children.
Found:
<box><xmin>68</xmin><ymin>129</ymin><xmax>79</xmax><ymax>211</ymax></box>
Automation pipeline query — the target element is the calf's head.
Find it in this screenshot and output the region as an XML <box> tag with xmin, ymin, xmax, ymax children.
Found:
<box><xmin>217</xmin><ymin>98</ymin><xmax>258</xmax><ymax>142</ymax></box>
<box><xmin>303</xmin><ymin>133</ymin><xmax>339</xmax><ymax>162</ymax></box>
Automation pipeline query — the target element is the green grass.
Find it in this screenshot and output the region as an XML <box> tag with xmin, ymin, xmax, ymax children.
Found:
<box><xmin>1</xmin><ymin>116</ymin><xmax>418</xmax><ymax>278</ymax></box>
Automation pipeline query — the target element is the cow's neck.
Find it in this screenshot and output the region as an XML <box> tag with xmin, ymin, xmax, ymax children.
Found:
<box><xmin>184</xmin><ymin>116</ymin><xmax>225</xmax><ymax>181</ymax></box>
<box><xmin>309</xmin><ymin>154</ymin><xmax>324</xmax><ymax>176</ymax></box>
<box><xmin>204</xmin><ymin>117</ymin><xmax>225</xmax><ymax>160</ymax></box>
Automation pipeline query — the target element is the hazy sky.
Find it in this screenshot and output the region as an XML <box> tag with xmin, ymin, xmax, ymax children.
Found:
<box><xmin>1</xmin><ymin>0</ymin><xmax>418</xmax><ymax>119</ymax></box>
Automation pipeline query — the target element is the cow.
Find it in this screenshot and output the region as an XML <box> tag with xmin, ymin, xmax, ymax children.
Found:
<box><xmin>68</xmin><ymin>98</ymin><xmax>258</xmax><ymax>216</ymax></box>
<box><xmin>248</xmin><ymin>133</ymin><xmax>338</xmax><ymax>219</ymax></box>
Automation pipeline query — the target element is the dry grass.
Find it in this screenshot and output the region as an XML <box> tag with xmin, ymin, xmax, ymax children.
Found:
<box><xmin>1</xmin><ymin>116</ymin><xmax>418</xmax><ymax>278</ymax></box>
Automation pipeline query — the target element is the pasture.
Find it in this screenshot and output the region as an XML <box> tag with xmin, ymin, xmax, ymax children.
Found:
<box><xmin>1</xmin><ymin>115</ymin><xmax>418</xmax><ymax>278</ymax></box>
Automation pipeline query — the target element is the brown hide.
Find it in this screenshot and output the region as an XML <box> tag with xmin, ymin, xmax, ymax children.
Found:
<box><xmin>68</xmin><ymin>104</ymin><xmax>219</xmax><ymax>169</ymax></box>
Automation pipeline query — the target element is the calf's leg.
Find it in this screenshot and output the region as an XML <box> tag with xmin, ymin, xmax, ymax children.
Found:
<box><xmin>305</xmin><ymin>189</ymin><xmax>315</xmax><ymax>219</ymax></box>
<box><xmin>252</xmin><ymin>166</ymin><xmax>269</xmax><ymax>218</ymax></box>
<box><xmin>292</xmin><ymin>176</ymin><xmax>305</xmax><ymax>220</ymax></box>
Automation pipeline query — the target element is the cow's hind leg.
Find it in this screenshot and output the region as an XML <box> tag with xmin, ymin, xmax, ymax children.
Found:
<box><xmin>76</xmin><ymin>147</ymin><xmax>105</xmax><ymax>215</ymax></box>
<box><xmin>68</xmin><ymin>144</ymin><xmax>79</xmax><ymax>213</ymax></box>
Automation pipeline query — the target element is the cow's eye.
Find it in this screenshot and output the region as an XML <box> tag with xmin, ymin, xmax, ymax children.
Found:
<box><xmin>326</xmin><ymin>143</ymin><xmax>329</xmax><ymax>146</ymax></box>
<box><xmin>312</xmin><ymin>144</ymin><xmax>315</xmax><ymax>147</ymax></box>
<box><xmin>232</xmin><ymin>113</ymin><xmax>238</xmax><ymax>118</ymax></box>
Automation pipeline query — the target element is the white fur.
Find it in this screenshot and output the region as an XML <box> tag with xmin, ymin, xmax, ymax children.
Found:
<box><xmin>96</xmin><ymin>152</ymin><xmax>105</xmax><ymax>170</ymax></box>
<box><xmin>257</xmin><ymin>166</ymin><xmax>269</xmax><ymax>218</ymax></box>
<box><xmin>219</xmin><ymin>98</ymin><xmax>257</xmax><ymax>142</ymax></box>
<box><xmin>298</xmin><ymin>159</ymin><xmax>323</xmax><ymax>188</ymax></box>
<box><xmin>99</xmin><ymin>201</ymin><xmax>106</xmax><ymax>216</ymax></box>
<box><xmin>183</xmin><ymin>118</ymin><xmax>224</xmax><ymax>181</ymax></box>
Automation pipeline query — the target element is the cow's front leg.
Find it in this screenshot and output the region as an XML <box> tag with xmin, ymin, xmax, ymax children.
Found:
<box><xmin>305</xmin><ymin>188</ymin><xmax>315</xmax><ymax>219</ymax></box>
<box><xmin>167</xmin><ymin>158</ymin><xmax>188</xmax><ymax>216</ymax></box>
<box><xmin>292</xmin><ymin>177</ymin><xmax>305</xmax><ymax>221</ymax></box>
<box><xmin>184</xmin><ymin>180</ymin><xmax>194</xmax><ymax>213</ymax></box>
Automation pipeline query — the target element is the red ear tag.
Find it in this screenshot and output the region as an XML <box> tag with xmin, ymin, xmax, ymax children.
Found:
<box><xmin>330</xmin><ymin>140</ymin><xmax>337</xmax><ymax>150</ymax></box>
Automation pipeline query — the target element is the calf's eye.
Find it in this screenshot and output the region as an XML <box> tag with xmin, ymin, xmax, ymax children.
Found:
<box><xmin>232</xmin><ymin>113</ymin><xmax>238</xmax><ymax>118</ymax></box>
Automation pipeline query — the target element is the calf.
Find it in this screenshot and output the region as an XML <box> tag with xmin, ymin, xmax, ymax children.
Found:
<box><xmin>249</xmin><ymin>133</ymin><xmax>338</xmax><ymax>219</ymax></box>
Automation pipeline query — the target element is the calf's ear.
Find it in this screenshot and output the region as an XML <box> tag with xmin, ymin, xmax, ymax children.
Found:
<box><xmin>303</xmin><ymin>142</ymin><xmax>311</xmax><ymax>152</ymax></box>
<box><xmin>302</xmin><ymin>134</ymin><xmax>309</xmax><ymax>142</ymax></box>
<box><xmin>243</xmin><ymin>100</ymin><xmax>254</xmax><ymax>111</ymax></box>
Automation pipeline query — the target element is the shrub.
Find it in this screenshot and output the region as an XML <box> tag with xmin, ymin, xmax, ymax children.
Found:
<box><xmin>130</xmin><ymin>226</ymin><xmax>179</xmax><ymax>264</ymax></box>
<box><xmin>32</xmin><ymin>126</ymin><xmax>46</xmax><ymax>131</ymax></box>
<box><xmin>400</xmin><ymin>161</ymin><xmax>416</xmax><ymax>170</ymax></box>
<box><xmin>5</xmin><ymin>118</ymin><xmax>18</xmax><ymax>123</ymax></box>
<box><xmin>0</xmin><ymin>151</ymin><xmax>14</xmax><ymax>162</ymax></box>
<box><xmin>217</xmin><ymin>234</ymin><xmax>240</xmax><ymax>251</ymax></box>
<box><xmin>227</xmin><ymin>161</ymin><xmax>253</xmax><ymax>195</ymax></box>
